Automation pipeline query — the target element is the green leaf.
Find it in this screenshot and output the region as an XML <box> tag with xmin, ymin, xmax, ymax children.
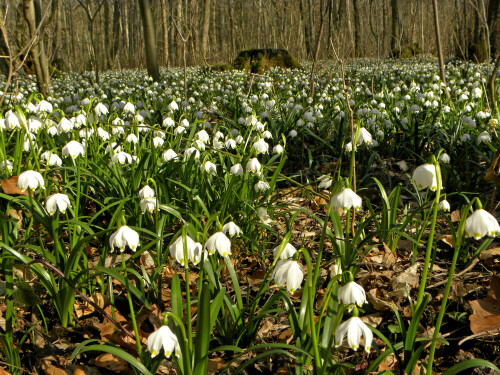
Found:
<box><xmin>72</xmin><ymin>343</ymin><xmax>153</xmax><ymax>375</ymax></box>
<box><xmin>442</xmin><ymin>359</ymin><xmax>500</xmax><ymax>375</ymax></box>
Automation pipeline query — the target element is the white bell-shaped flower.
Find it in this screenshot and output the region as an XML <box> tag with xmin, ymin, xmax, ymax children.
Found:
<box><xmin>273</xmin><ymin>259</ymin><xmax>303</xmax><ymax>293</ymax></box>
<box><xmin>246</xmin><ymin>158</ymin><xmax>261</xmax><ymax>174</ymax></box>
<box><xmin>205</xmin><ymin>232</ymin><xmax>231</xmax><ymax>257</ymax></box>
<box><xmin>412</xmin><ymin>163</ymin><xmax>440</xmax><ymax>191</ymax></box>
<box><xmin>465</xmin><ymin>209</ymin><xmax>500</xmax><ymax>240</ymax></box>
<box><xmin>338</xmin><ymin>281</ymin><xmax>366</xmax><ymax>308</ymax></box>
<box><xmin>140</xmin><ymin>197</ymin><xmax>156</xmax><ymax>213</ymax></box>
<box><xmin>17</xmin><ymin>170</ymin><xmax>45</xmax><ymax>192</ymax></box>
<box><xmin>331</xmin><ymin>188</ymin><xmax>362</xmax><ymax>213</ymax></box>
<box><xmin>222</xmin><ymin>222</ymin><xmax>242</xmax><ymax>237</ymax></box>
<box><xmin>273</xmin><ymin>243</ymin><xmax>297</xmax><ymax>260</ymax></box>
<box><xmin>438</xmin><ymin>199</ymin><xmax>450</xmax><ymax>212</ymax></box>
<box><xmin>139</xmin><ymin>185</ymin><xmax>155</xmax><ymax>199</ymax></box>
<box><xmin>109</xmin><ymin>226</ymin><xmax>140</xmax><ymax>252</ymax></box>
<box><xmin>335</xmin><ymin>316</ymin><xmax>373</xmax><ymax>352</ymax></box>
<box><xmin>230</xmin><ymin>163</ymin><xmax>244</xmax><ymax>176</ymax></box>
<box><xmin>147</xmin><ymin>325</ymin><xmax>180</xmax><ymax>358</ymax></box>
<box><xmin>169</xmin><ymin>235</ymin><xmax>204</xmax><ymax>266</ymax></box>
<box><xmin>46</xmin><ymin>193</ymin><xmax>71</xmax><ymax>215</ymax></box>
<box><xmin>62</xmin><ymin>141</ymin><xmax>85</xmax><ymax>159</ymax></box>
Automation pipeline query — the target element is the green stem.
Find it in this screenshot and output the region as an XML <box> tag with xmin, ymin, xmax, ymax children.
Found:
<box><xmin>416</xmin><ymin>159</ymin><xmax>441</xmax><ymax>308</ymax></box>
<box><xmin>301</xmin><ymin>249</ymin><xmax>322</xmax><ymax>373</ymax></box>
<box><xmin>181</xmin><ymin>227</ymin><xmax>193</xmax><ymax>355</ymax></box>
<box><xmin>121</xmin><ymin>252</ymin><xmax>142</xmax><ymax>356</ymax></box>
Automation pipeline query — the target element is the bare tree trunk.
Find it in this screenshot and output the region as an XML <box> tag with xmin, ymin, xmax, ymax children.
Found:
<box><xmin>23</xmin><ymin>0</ymin><xmax>49</xmax><ymax>97</ymax></box>
<box><xmin>138</xmin><ymin>0</ymin><xmax>160</xmax><ymax>81</ymax></box>
<box><xmin>489</xmin><ymin>54</ymin><xmax>500</xmax><ymax>112</ymax></box>
<box><xmin>161</xmin><ymin>0</ymin><xmax>169</xmax><ymax>66</ymax></box>
<box><xmin>487</xmin><ymin>0</ymin><xmax>500</xmax><ymax>56</ymax></box>
<box><xmin>352</xmin><ymin>0</ymin><xmax>361</xmax><ymax>57</ymax></box>
<box><xmin>432</xmin><ymin>0</ymin><xmax>449</xmax><ymax>99</ymax></box>
<box><xmin>390</xmin><ymin>0</ymin><xmax>400</xmax><ymax>54</ymax></box>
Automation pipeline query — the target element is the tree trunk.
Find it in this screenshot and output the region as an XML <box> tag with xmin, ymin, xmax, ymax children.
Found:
<box><xmin>23</xmin><ymin>0</ymin><xmax>49</xmax><ymax>97</ymax></box>
<box><xmin>352</xmin><ymin>0</ymin><xmax>361</xmax><ymax>57</ymax></box>
<box><xmin>432</xmin><ymin>0</ymin><xmax>449</xmax><ymax>98</ymax></box>
<box><xmin>200</xmin><ymin>0</ymin><xmax>210</xmax><ymax>61</ymax></box>
<box><xmin>390</xmin><ymin>0</ymin><xmax>399</xmax><ymax>54</ymax></box>
<box><xmin>487</xmin><ymin>0</ymin><xmax>500</xmax><ymax>56</ymax></box>
<box><xmin>161</xmin><ymin>0</ymin><xmax>169</xmax><ymax>66</ymax></box>
<box><xmin>138</xmin><ymin>0</ymin><xmax>160</xmax><ymax>81</ymax></box>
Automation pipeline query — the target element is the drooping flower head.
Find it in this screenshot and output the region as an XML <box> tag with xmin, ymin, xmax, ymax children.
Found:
<box><xmin>109</xmin><ymin>226</ymin><xmax>140</xmax><ymax>252</ymax></box>
<box><xmin>46</xmin><ymin>193</ymin><xmax>72</xmax><ymax>215</ymax></box>
<box><xmin>273</xmin><ymin>259</ymin><xmax>303</xmax><ymax>293</ymax></box>
<box><xmin>465</xmin><ymin>209</ymin><xmax>500</xmax><ymax>240</ymax></box>
<box><xmin>335</xmin><ymin>316</ymin><xmax>373</xmax><ymax>352</ymax></box>
<box><xmin>205</xmin><ymin>232</ymin><xmax>231</xmax><ymax>257</ymax></box>
<box><xmin>147</xmin><ymin>325</ymin><xmax>180</xmax><ymax>358</ymax></box>
<box><xmin>17</xmin><ymin>170</ymin><xmax>45</xmax><ymax>192</ymax></box>
<box><xmin>331</xmin><ymin>188</ymin><xmax>362</xmax><ymax>213</ymax></box>
<box><xmin>412</xmin><ymin>163</ymin><xmax>440</xmax><ymax>191</ymax></box>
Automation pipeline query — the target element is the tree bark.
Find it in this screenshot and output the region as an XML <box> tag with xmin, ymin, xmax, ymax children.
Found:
<box><xmin>200</xmin><ymin>0</ymin><xmax>210</xmax><ymax>62</ymax></box>
<box><xmin>390</xmin><ymin>0</ymin><xmax>400</xmax><ymax>54</ymax></box>
<box><xmin>138</xmin><ymin>0</ymin><xmax>160</xmax><ymax>81</ymax></box>
<box><xmin>432</xmin><ymin>0</ymin><xmax>449</xmax><ymax>98</ymax></box>
<box><xmin>161</xmin><ymin>0</ymin><xmax>169</xmax><ymax>66</ymax></box>
<box><xmin>353</xmin><ymin>0</ymin><xmax>361</xmax><ymax>57</ymax></box>
<box><xmin>23</xmin><ymin>0</ymin><xmax>49</xmax><ymax>97</ymax></box>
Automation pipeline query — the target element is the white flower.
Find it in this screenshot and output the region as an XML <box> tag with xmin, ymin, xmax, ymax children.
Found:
<box><xmin>205</xmin><ymin>232</ymin><xmax>231</xmax><ymax>257</ymax></box>
<box><xmin>254</xmin><ymin>180</ymin><xmax>270</xmax><ymax>193</ymax></box>
<box><xmin>180</xmin><ymin>119</ymin><xmax>189</xmax><ymax>127</ymax></box>
<box><xmin>288</xmin><ymin>130</ymin><xmax>298</xmax><ymax>138</ymax></box>
<box><xmin>252</xmin><ymin>138</ymin><xmax>269</xmax><ymax>154</ymax></box>
<box><xmin>109</xmin><ymin>226</ymin><xmax>140</xmax><ymax>252</ymax></box>
<box><xmin>345</xmin><ymin>142</ymin><xmax>353</xmax><ymax>152</ymax></box>
<box><xmin>465</xmin><ymin>209</ymin><xmax>500</xmax><ymax>240</ymax></box>
<box><xmin>332</xmin><ymin>188</ymin><xmax>362</xmax><ymax>213</ymax></box>
<box><xmin>412</xmin><ymin>163</ymin><xmax>440</xmax><ymax>191</ymax></box>
<box><xmin>46</xmin><ymin>193</ymin><xmax>71</xmax><ymax>215</ymax></box>
<box><xmin>201</xmin><ymin>161</ymin><xmax>217</xmax><ymax>174</ymax></box>
<box><xmin>62</xmin><ymin>141</ymin><xmax>85</xmax><ymax>159</ymax></box>
<box><xmin>139</xmin><ymin>185</ymin><xmax>155</xmax><ymax>199</ymax></box>
<box><xmin>17</xmin><ymin>170</ymin><xmax>45</xmax><ymax>191</ymax></box>
<box><xmin>273</xmin><ymin>243</ymin><xmax>297</xmax><ymax>260</ymax></box>
<box><xmin>27</xmin><ymin>117</ymin><xmax>43</xmax><ymax>133</ymax></box>
<box><xmin>478</xmin><ymin>131</ymin><xmax>491</xmax><ymax>143</ymax></box>
<box><xmin>5</xmin><ymin>111</ymin><xmax>21</xmax><ymax>129</ymax></box>
<box><xmin>246</xmin><ymin>158</ymin><xmax>261</xmax><ymax>174</ymax></box>
<box><xmin>338</xmin><ymin>281</ymin><xmax>366</xmax><ymax>308</ymax></box>
<box><xmin>36</xmin><ymin>100</ymin><xmax>53</xmax><ymax>113</ymax></box>
<box><xmin>438</xmin><ymin>199</ymin><xmax>450</xmax><ymax>212</ymax></box>
<box><xmin>123</xmin><ymin>102</ymin><xmax>135</xmax><ymax>113</ymax></box>
<box><xmin>126</xmin><ymin>134</ymin><xmax>139</xmax><ymax>144</ymax></box>
<box><xmin>225</xmin><ymin>139</ymin><xmax>236</xmax><ymax>149</ymax></box>
<box><xmin>318</xmin><ymin>175</ymin><xmax>333</xmax><ymax>189</ymax></box>
<box><xmin>273</xmin><ymin>259</ymin><xmax>303</xmax><ymax>293</ymax></box>
<box><xmin>105</xmin><ymin>143</ymin><xmax>121</xmax><ymax>154</ymax></box>
<box><xmin>169</xmin><ymin>235</ymin><xmax>204</xmax><ymax>266</ymax></box>
<box><xmin>163</xmin><ymin>117</ymin><xmax>175</xmax><ymax>127</ymax></box>
<box><xmin>184</xmin><ymin>147</ymin><xmax>200</xmax><ymax>159</ymax></box>
<box><xmin>94</xmin><ymin>103</ymin><xmax>109</xmax><ymax>116</ymax></box>
<box><xmin>57</xmin><ymin>118</ymin><xmax>73</xmax><ymax>133</ymax></box>
<box><xmin>0</xmin><ymin>160</ymin><xmax>13</xmax><ymax>172</ymax></box>
<box><xmin>162</xmin><ymin>149</ymin><xmax>178</xmax><ymax>162</ymax></box>
<box><xmin>167</xmin><ymin>100</ymin><xmax>179</xmax><ymax>111</ymax></box>
<box><xmin>439</xmin><ymin>153</ymin><xmax>450</xmax><ymax>163</ymax></box>
<box><xmin>97</xmin><ymin>127</ymin><xmax>110</xmax><ymax>141</ymax></box>
<box><xmin>273</xmin><ymin>144</ymin><xmax>284</xmax><ymax>154</ymax></box>
<box><xmin>335</xmin><ymin>316</ymin><xmax>373</xmax><ymax>352</ymax></box>
<box><xmin>41</xmin><ymin>151</ymin><xmax>62</xmax><ymax>166</ymax></box>
<box><xmin>153</xmin><ymin>137</ymin><xmax>164</xmax><ymax>148</ymax></box>
<box><xmin>195</xmin><ymin>130</ymin><xmax>210</xmax><ymax>143</ymax></box>
<box><xmin>222</xmin><ymin>222</ymin><xmax>242</xmax><ymax>237</ymax></box>
<box><xmin>258</xmin><ymin>207</ymin><xmax>271</xmax><ymax>224</ymax></box>
<box><xmin>230</xmin><ymin>163</ymin><xmax>244</xmax><ymax>176</ymax></box>
<box><xmin>355</xmin><ymin>128</ymin><xmax>372</xmax><ymax>145</ymax></box>
<box><xmin>147</xmin><ymin>325</ymin><xmax>179</xmax><ymax>358</ymax></box>
<box><xmin>140</xmin><ymin>197</ymin><xmax>157</xmax><ymax>213</ymax></box>
<box><xmin>112</xmin><ymin>152</ymin><xmax>133</xmax><ymax>164</ymax></box>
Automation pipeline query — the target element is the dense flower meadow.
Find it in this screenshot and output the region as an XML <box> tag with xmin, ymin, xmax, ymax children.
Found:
<box><xmin>0</xmin><ymin>57</ymin><xmax>499</xmax><ymax>374</ymax></box>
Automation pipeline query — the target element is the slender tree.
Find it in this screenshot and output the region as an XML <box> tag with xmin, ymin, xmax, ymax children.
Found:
<box><xmin>138</xmin><ymin>0</ymin><xmax>160</xmax><ymax>81</ymax></box>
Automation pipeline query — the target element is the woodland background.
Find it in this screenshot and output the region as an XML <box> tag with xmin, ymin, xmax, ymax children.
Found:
<box><xmin>0</xmin><ymin>0</ymin><xmax>499</xmax><ymax>79</ymax></box>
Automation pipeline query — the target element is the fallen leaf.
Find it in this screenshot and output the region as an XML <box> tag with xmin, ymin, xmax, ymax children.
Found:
<box><xmin>450</xmin><ymin>210</ymin><xmax>461</xmax><ymax>222</ymax></box>
<box><xmin>1</xmin><ymin>176</ymin><xmax>29</xmax><ymax>196</ymax></box>
<box><xmin>367</xmin><ymin>289</ymin><xmax>392</xmax><ymax>311</ymax></box>
<box><xmin>95</xmin><ymin>353</ymin><xmax>129</xmax><ymax>373</ymax></box>
<box><xmin>480</xmin><ymin>248</ymin><xmax>500</xmax><ymax>267</ymax></box>
<box><xmin>469</xmin><ymin>275</ymin><xmax>500</xmax><ymax>335</ymax></box>
<box><xmin>207</xmin><ymin>357</ymin><xmax>226</xmax><ymax>373</ymax></box>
